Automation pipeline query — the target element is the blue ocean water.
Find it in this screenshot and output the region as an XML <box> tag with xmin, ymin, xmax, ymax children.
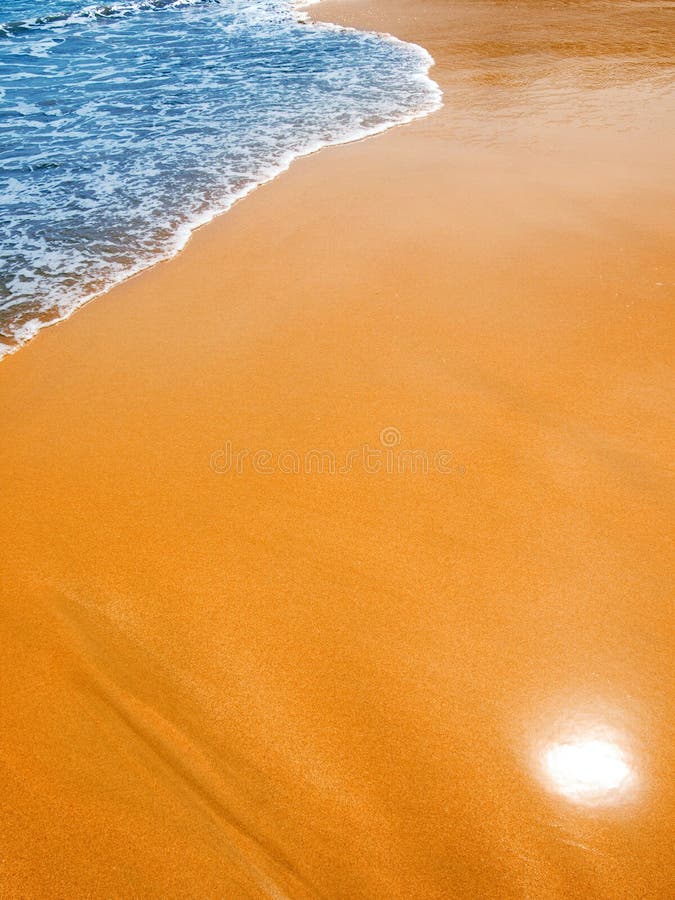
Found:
<box><xmin>0</xmin><ymin>0</ymin><xmax>440</xmax><ymax>356</ymax></box>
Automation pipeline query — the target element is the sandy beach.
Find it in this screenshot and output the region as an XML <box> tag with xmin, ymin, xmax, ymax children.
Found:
<box><xmin>1</xmin><ymin>0</ymin><xmax>674</xmax><ymax>896</ymax></box>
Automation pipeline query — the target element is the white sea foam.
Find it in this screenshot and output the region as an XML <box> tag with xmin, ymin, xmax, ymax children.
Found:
<box><xmin>0</xmin><ymin>0</ymin><xmax>442</xmax><ymax>359</ymax></box>
<box><xmin>0</xmin><ymin>0</ymin><xmax>212</xmax><ymax>36</ymax></box>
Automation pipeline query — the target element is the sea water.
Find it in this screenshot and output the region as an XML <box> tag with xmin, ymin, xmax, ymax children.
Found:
<box><xmin>0</xmin><ymin>0</ymin><xmax>440</xmax><ymax>356</ymax></box>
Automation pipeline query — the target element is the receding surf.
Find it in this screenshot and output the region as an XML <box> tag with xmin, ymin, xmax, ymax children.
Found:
<box><xmin>0</xmin><ymin>0</ymin><xmax>441</xmax><ymax>357</ymax></box>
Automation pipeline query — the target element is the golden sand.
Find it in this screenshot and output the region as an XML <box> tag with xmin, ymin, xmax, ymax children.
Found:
<box><xmin>1</xmin><ymin>0</ymin><xmax>674</xmax><ymax>896</ymax></box>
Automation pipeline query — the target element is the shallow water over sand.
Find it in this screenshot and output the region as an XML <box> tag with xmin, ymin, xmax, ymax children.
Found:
<box><xmin>0</xmin><ymin>0</ymin><xmax>439</xmax><ymax>356</ymax></box>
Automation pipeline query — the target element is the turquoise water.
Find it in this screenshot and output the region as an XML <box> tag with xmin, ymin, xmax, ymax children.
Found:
<box><xmin>0</xmin><ymin>0</ymin><xmax>440</xmax><ymax>356</ymax></box>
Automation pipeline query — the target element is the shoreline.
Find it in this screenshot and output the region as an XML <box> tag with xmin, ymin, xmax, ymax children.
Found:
<box><xmin>0</xmin><ymin>0</ymin><xmax>441</xmax><ymax>361</ymax></box>
<box><xmin>1</xmin><ymin>0</ymin><xmax>674</xmax><ymax>897</ymax></box>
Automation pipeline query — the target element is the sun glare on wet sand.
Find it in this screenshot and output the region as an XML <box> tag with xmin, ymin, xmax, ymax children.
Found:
<box><xmin>541</xmin><ymin>736</ymin><xmax>635</xmax><ymax>806</ymax></box>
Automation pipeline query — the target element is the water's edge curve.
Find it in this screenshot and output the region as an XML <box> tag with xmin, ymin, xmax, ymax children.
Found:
<box><xmin>1</xmin><ymin>0</ymin><xmax>442</xmax><ymax>360</ymax></box>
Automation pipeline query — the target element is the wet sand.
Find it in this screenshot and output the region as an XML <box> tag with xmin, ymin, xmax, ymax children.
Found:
<box><xmin>1</xmin><ymin>0</ymin><xmax>674</xmax><ymax>896</ymax></box>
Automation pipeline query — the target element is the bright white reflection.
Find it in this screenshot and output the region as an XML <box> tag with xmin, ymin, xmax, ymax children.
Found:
<box><xmin>542</xmin><ymin>737</ymin><xmax>634</xmax><ymax>805</ymax></box>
